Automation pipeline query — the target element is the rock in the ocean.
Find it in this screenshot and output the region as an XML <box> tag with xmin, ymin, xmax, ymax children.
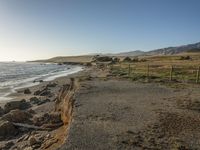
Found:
<box><xmin>2</xmin><ymin>109</ymin><xmax>31</xmax><ymax>123</ymax></box>
<box><xmin>4</xmin><ymin>99</ymin><xmax>31</xmax><ymax>113</ymax></box>
<box><xmin>24</xmin><ymin>88</ymin><xmax>31</xmax><ymax>94</ymax></box>
<box><xmin>0</xmin><ymin>121</ymin><xmax>17</xmax><ymax>139</ymax></box>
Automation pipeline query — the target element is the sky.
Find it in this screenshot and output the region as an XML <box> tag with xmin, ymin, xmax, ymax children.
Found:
<box><xmin>0</xmin><ymin>0</ymin><xmax>200</xmax><ymax>61</ymax></box>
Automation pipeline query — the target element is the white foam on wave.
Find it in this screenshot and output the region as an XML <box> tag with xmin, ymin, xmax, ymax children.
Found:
<box><xmin>0</xmin><ymin>65</ymin><xmax>84</xmax><ymax>101</ymax></box>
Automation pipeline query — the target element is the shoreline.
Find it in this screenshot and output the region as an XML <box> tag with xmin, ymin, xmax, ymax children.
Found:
<box><xmin>0</xmin><ymin>64</ymin><xmax>90</xmax><ymax>150</ymax></box>
<box><xmin>0</xmin><ymin>65</ymin><xmax>84</xmax><ymax>106</ymax></box>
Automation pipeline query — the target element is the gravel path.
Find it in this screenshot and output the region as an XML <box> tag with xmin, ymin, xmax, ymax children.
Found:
<box><xmin>59</xmin><ymin>78</ymin><xmax>200</xmax><ymax>150</ymax></box>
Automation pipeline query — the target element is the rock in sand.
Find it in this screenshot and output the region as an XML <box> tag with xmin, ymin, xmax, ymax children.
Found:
<box><xmin>4</xmin><ymin>99</ymin><xmax>31</xmax><ymax>113</ymax></box>
<box><xmin>0</xmin><ymin>120</ymin><xmax>17</xmax><ymax>139</ymax></box>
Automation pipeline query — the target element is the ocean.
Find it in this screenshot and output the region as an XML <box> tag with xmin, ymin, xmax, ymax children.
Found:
<box><xmin>0</xmin><ymin>62</ymin><xmax>83</xmax><ymax>101</ymax></box>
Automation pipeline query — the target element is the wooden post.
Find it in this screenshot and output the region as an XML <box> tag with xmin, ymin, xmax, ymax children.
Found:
<box><xmin>147</xmin><ymin>64</ymin><xmax>150</xmax><ymax>81</ymax></box>
<box><xmin>110</xmin><ymin>64</ymin><xmax>113</xmax><ymax>70</ymax></box>
<box><xmin>196</xmin><ymin>66</ymin><xmax>200</xmax><ymax>83</ymax></box>
<box><xmin>170</xmin><ymin>65</ymin><xmax>173</xmax><ymax>81</ymax></box>
<box><xmin>128</xmin><ymin>64</ymin><xmax>131</xmax><ymax>76</ymax></box>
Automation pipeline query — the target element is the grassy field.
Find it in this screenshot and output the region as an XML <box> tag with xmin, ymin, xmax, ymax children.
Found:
<box><xmin>110</xmin><ymin>52</ymin><xmax>200</xmax><ymax>83</ymax></box>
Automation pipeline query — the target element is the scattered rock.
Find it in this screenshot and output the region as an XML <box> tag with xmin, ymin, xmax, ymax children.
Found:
<box><xmin>42</xmin><ymin>138</ymin><xmax>58</xmax><ymax>149</ymax></box>
<box><xmin>4</xmin><ymin>141</ymin><xmax>14</xmax><ymax>149</ymax></box>
<box><xmin>4</xmin><ymin>99</ymin><xmax>31</xmax><ymax>113</ymax></box>
<box><xmin>37</xmin><ymin>99</ymin><xmax>50</xmax><ymax>106</ymax></box>
<box><xmin>33</xmin><ymin>112</ymin><xmax>62</xmax><ymax>126</ymax></box>
<box><xmin>34</xmin><ymin>88</ymin><xmax>52</xmax><ymax>97</ymax></box>
<box><xmin>29</xmin><ymin>136</ymin><xmax>41</xmax><ymax>148</ymax></box>
<box><xmin>0</xmin><ymin>120</ymin><xmax>17</xmax><ymax>139</ymax></box>
<box><xmin>32</xmin><ymin>143</ymin><xmax>41</xmax><ymax>149</ymax></box>
<box><xmin>24</xmin><ymin>147</ymin><xmax>33</xmax><ymax>150</ymax></box>
<box><xmin>27</xmin><ymin>109</ymin><xmax>35</xmax><ymax>114</ymax></box>
<box><xmin>30</xmin><ymin>97</ymin><xmax>40</xmax><ymax>104</ymax></box>
<box><xmin>24</xmin><ymin>88</ymin><xmax>31</xmax><ymax>94</ymax></box>
<box><xmin>46</xmin><ymin>82</ymin><xmax>57</xmax><ymax>88</ymax></box>
<box><xmin>2</xmin><ymin>109</ymin><xmax>31</xmax><ymax>123</ymax></box>
<box><xmin>42</xmin><ymin>122</ymin><xmax>63</xmax><ymax>130</ymax></box>
<box><xmin>29</xmin><ymin>136</ymin><xmax>38</xmax><ymax>146</ymax></box>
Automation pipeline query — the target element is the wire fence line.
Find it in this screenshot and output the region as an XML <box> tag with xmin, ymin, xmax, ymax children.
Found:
<box><xmin>110</xmin><ymin>63</ymin><xmax>200</xmax><ymax>83</ymax></box>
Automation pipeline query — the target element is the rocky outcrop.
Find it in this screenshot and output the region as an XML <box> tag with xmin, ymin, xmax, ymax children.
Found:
<box><xmin>46</xmin><ymin>82</ymin><xmax>57</xmax><ymax>88</ymax></box>
<box><xmin>30</xmin><ymin>97</ymin><xmax>40</xmax><ymax>104</ymax></box>
<box><xmin>34</xmin><ymin>88</ymin><xmax>52</xmax><ymax>97</ymax></box>
<box><xmin>0</xmin><ymin>120</ymin><xmax>17</xmax><ymax>139</ymax></box>
<box><xmin>24</xmin><ymin>88</ymin><xmax>31</xmax><ymax>94</ymax></box>
<box><xmin>4</xmin><ymin>99</ymin><xmax>31</xmax><ymax>113</ymax></box>
<box><xmin>33</xmin><ymin>112</ymin><xmax>62</xmax><ymax>126</ymax></box>
<box><xmin>2</xmin><ymin>109</ymin><xmax>31</xmax><ymax>123</ymax></box>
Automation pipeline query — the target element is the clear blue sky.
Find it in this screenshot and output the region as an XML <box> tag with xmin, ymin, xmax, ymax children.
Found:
<box><xmin>0</xmin><ymin>0</ymin><xmax>200</xmax><ymax>61</ymax></box>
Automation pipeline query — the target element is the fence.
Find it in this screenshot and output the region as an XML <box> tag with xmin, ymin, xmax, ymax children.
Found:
<box><xmin>110</xmin><ymin>63</ymin><xmax>200</xmax><ymax>83</ymax></box>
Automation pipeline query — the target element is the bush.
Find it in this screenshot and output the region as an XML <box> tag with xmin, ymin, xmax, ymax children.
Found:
<box><xmin>180</xmin><ymin>56</ymin><xmax>191</xmax><ymax>60</ymax></box>
<box><xmin>112</xmin><ymin>57</ymin><xmax>120</xmax><ymax>63</ymax></box>
<box><xmin>123</xmin><ymin>57</ymin><xmax>132</xmax><ymax>62</ymax></box>
<box><xmin>132</xmin><ymin>57</ymin><xmax>139</xmax><ymax>62</ymax></box>
<box><xmin>93</xmin><ymin>56</ymin><xmax>113</xmax><ymax>62</ymax></box>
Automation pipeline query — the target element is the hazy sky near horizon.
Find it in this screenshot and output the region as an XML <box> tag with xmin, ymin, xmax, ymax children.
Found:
<box><xmin>0</xmin><ymin>0</ymin><xmax>200</xmax><ymax>61</ymax></box>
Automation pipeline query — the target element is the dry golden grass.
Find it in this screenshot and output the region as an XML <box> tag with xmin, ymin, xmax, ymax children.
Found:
<box><xmin>111</xmin><ymin>52</ymin><xmax>200</xmax><ymax>83</ymax></box>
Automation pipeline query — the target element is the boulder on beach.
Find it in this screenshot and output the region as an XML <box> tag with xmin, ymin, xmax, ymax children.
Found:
<box><xmin>4</xmin><ymin>99</ymin><xmax>31</xmax><ymax>113</ymax></box>
<box><xmin>46</xmin><ymin>82</ymin><xmax>57</xmax><ymax>88</ymax></box>
<box><xmin>2</xmin><ymin>109</ymin><xmax>31</xmax><ymax>123</ymax></box>
<box><xmin>30</xmin><ymin>97</ymin><xmax>40</xmax><ymax>104</ymax></box>
<box><xmin>37</xmin><ymin>99</ymin><xmax>50</xmax><ymax>106</ymax></box>
<box><xmin>33</xmin><ymin>112</ymin><xmax>62</xmax><ymax>126</ymax></box>
<box><xmin>24</xmin><ymin>88</ymin><xmax>31</xmax><ymax>94</ymax></box>
<box><xmin>0</xmin><ymin>120</ymin><xmax>17</xmax><ymax>139</ymax></box>
<box><xmin>34</xmin><ymin>88</ymin><xmax>52</xmax><ymax>97</ymax></box>
<box><xmin>1</xmin><ymin>141</ymin><xmax>14</xmax><ymax>150</ymax></box>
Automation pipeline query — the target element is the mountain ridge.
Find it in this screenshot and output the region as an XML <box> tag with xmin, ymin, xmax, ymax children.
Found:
<box><xmin>106</xmin><ymin>42</ymin><xmax>200</xmax><ymax>56</ymax></box>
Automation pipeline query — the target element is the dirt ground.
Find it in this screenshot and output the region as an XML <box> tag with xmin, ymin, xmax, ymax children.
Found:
<box><xmin>60</xmin><ymin>76</ymin><xmax>200</xmax><ymax>150</ymax></box>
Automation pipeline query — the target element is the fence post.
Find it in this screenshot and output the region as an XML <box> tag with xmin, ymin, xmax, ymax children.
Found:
<box><xmin>170</xmin><ymin>65</ymin><xmax>173</xmax><ymax>81</ymax></box>
<box><xmin>110</xmin><ymin>63</ymin><xmax>113</xmax><ymax>70</ymax></box>
<box><xmin>128</xmin><ymin>64</ymin><xmax>131</xmax><ymax>76</ymax></box>
<box><xmin>196</xmin><ymin>66</ymin><xmax>200</xmax><ymax>83</ymax></box>
<box><xmin>147</xmin><ymin>64</ymin><xmax>150</xmax><ymax>81</ymax></box>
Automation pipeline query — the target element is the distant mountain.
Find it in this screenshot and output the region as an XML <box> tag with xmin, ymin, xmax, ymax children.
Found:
<box><xmin>146</xmin><ymin>42</ymin><xmax>200</xmax><ymax>55</ymax></box>
<box><xmin>103</xmin><ymin>42</ymin><xmax>200</xmax><ymax>57</ymax></box>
